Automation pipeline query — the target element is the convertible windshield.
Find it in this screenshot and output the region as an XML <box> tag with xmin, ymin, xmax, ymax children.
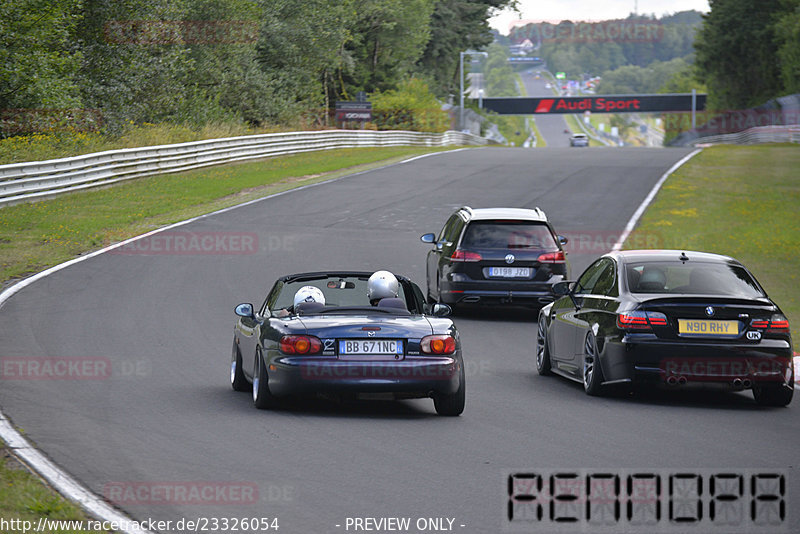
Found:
<box><xmin>271</xmin><ymin>276</ymin><xmax>408</xmax><ymax>310</ymax></box>
<box><xmin>626</xmin><ymin>261</ymin><xmax>766</xmax><ymax>298</ymax></box>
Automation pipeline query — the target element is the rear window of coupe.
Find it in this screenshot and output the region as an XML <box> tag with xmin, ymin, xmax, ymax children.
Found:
<box><xmin>625</xmin><ymin>261</ymin><xmax>765</xmax><ymax>298</ymax></box>
<box><xmin>460</xmin><ymin>221</ymin><xmax>557</xmax><ymax>250</ymax></box>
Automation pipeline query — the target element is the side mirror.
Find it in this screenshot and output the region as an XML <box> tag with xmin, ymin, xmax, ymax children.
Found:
<box><xmin>428</xmin><ymin>303</ymin><xmax>452</xmax><ymax>317</ymax></box>
<box><xmin>234</xmin><ymin>303</ymin><xmax>255</xmax><ymax>319</ymax></box>
<box><xmin>552</xmin><ymin>281</ymin><xmax>573</xmax><ymax>297</ymax></box>
<box><xmin>420</xmin><ymin>233</ymin><xmax>436</xmax><ymax>244</ymax></box>
<box><xmin>558</xmin><ymin>235</ymin><xmax>569</xmax><ymax>246</ymax></box>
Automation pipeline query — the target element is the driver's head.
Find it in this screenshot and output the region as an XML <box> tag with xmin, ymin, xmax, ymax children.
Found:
<box><xmin>293</xmin><ymin>285</ymin><xmax>325</xmax><ymax>308</ymax></box>
<box><xmin>367</xmin><ymin>270</ymin><xmax>399</xmax><ymax>305</ymax></box>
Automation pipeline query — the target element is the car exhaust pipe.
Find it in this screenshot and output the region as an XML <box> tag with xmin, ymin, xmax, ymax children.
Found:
<box><xmin>666</xmin><ymin>375</ymin><xmax>678</xmax><ymax>386</ymax></box>
<box><xmin>732</xmin><ymin>378</ymin><xmax>743</xmax><ymax>389</ymax></box>
<box><xmin>462</xmin><ymin>296</ymin><xmax>480</xmax><ymax>303</ymax></box>
<box><xmin>677</xmin><ymin>376</ymin><xmax>687</xmax><ymax>386</ymax></box>
<box><xmin>742</xmin><ymin>378</ymin><xmax>752</xmax><ymax>389</ymax></box>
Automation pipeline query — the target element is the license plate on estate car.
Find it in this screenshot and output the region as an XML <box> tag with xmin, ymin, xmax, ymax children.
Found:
<box><xmin>339</xmin><ymin>339</ymin><xmax>403</xmax><ymax>356</ymax></box>
<box><xmin>488</xmin><ymin>267</ymin><xmax>531</xmax><ymax>278</ymax></box>
<box><xmin>678</xmin><ymin>319</ymin><xmax>739</xmax><ymax>336</ymax></box>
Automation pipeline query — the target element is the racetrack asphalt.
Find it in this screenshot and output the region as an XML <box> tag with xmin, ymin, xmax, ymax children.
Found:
<box><xmin>1</xmin><ymin>146</ymin><xmax>798</xmax><ymax>533</ymax></box>
<box><xmin>519</xmin><ymin>69</ymin><xmax>572</xmax><ymax>147</ymax></box>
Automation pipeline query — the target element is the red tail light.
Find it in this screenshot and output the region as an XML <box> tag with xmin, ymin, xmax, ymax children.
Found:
<box><xmin>538</xmin><ymin>251</ymin><xmax>566</xmax><ymax>263</ymax></box>
<box><xmin>751</xmin><ymin>315</ymin><xmax>790</xmax><ymax>333</ymax></box>
<box><xmin>450</xmin><ymin>249</ymin><xmax>482</xmax><ymax>262</ymax></box>
<box><xmin>769</xmin><ymin>315</ymin><xmax>790</xmax><ymax>333</ymax></box>
<box><xmin>617</xmin><ymin>311</ymin><xmax>667</xmax><ymax>331</ymax></box>
<box><xmin>421</xmin><ymin>335</ymin><xmax>456</xmax><ymax>355</ymax></box>
<box><xmin>279</xmin><ymin>335</ymin><xmax>322</xmax><ymax>355</ymax></box>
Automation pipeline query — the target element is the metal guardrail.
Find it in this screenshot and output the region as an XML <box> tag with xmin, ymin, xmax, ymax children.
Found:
<box><xmin>0</xmin><ymin>129</ymin><xmax>487</xmax><ymax>207</ymax></box>
<box><xmin>692</xmin><ymin>125</ymin><xmax>800</xmax><ymax>146</ymax></box>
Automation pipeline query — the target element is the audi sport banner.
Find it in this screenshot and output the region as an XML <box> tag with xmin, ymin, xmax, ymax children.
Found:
<box><xmin>481</xmin><ymin>94</ymin><xmax>707</xmax><ymax>114</ymax></box>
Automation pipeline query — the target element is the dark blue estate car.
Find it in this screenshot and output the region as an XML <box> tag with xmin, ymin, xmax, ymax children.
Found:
<box><xmin>231</xmin><ymin>271</ymin><xmax>465</xmax><ymax>415</ymax></box>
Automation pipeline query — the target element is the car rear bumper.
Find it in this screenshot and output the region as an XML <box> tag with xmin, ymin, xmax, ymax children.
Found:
<box><xmin>266</xmin><ymin>354</ymin><xmax>463</xmax><ymax>397</ymax></box>
<box><xmin>440</xmin><ymin>280</ymin><xmax>559</xmax><ymax>306</ymax></box>
<box><xmin>601</xmin><ymin>337</ymin><xmax>793</xmax><ymax>388</ymax></box>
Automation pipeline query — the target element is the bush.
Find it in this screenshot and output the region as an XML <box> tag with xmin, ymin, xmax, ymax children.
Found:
<box><xmin>369</xmin><ymin>79</ymin><xmax>449</xmax><ymax>132</ymax></box>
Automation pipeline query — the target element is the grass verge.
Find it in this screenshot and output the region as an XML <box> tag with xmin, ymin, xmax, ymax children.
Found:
<box><xmin>529</xmin><ymin>118</ymin><xmax>546</xmax><ymax>147</ymax></box>
<box><xmin>626</xmin><ymin>144</ymin><xmax>800</xmax><ymax>341</ymax></box>
<box><xmin>1</xmin><ymin>449</ymin><xmax>108</xmax><ymax>533</ymax></box>
<box><xmin>0</xmin><ymin>146</ymin><xmax>457</xmax><ymax>286</ymax></box>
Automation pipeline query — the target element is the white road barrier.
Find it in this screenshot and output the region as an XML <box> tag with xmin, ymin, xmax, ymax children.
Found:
<box><xmin>0</xmin><ymin>130</ymin><xmax>487</xmax><ymax>207</ymax></box>
<box><xmin>693</xmin><ymin>124</ymin><xmax>800</xmax><ymax>146</ymax></box>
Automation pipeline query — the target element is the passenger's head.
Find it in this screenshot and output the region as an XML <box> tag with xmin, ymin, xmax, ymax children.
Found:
<box><xmin>367</xmin><ymin>270</ymin><xmax>399</xmax><ymax>304</ymax></box>
<box><xmin>638</xmin><ymin>267</ymin><xmax>667</xmax><ymax>291</ymax></box>
<box><xmin>293</xmin><ymin>286</ymin><xmax>325</xmax><ymax>308</ymax></box>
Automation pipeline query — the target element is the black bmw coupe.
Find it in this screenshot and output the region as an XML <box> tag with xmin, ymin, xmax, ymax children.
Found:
<box><xmin>231</xmin><ymin>271</ymin><xmax>465</xmax><ymax>415</ymax></box>
<box><xmin>536</xmin><ymin>250</ymin><xmax>794</xmax><ymax>406</ymax></box>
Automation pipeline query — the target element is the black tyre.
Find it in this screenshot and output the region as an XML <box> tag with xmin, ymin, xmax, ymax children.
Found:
<box><xmin>230</xmin><ymin>341</ymin><xmax>249</xmax><ymax>392</ymax></box>
<box><xmin>582</xmin><ymin>333</ymin><xmax>605</xmax><ymax>396</ymax></box>
<box><xmin>252</xmin><ymin>349</ymin><xmax>278</xmax><ymax>409</ymax></box>
<box><xmin>434</xmin><ymin>365</ymin><xmax>465</xmax><ymax>416</ymax></box>
<box><xmin>536</xmin><ymin>315</ymin><xmax>552</xmax><ymax>376</ymax></box>
<box><xmin>753</xmin><ymin>369</ymin><xmax>794</xmax><ymax>407</ymax></box>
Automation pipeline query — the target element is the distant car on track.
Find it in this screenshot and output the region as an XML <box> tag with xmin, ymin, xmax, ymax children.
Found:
<box><xmin>421</xmin><ymin>206</ymin><xmax>570</xmax><ymax>310</ymax></box>
<box><xmin>231</xmin><ymin>271</ymin><xmax>465</xmax><ymax>415</ymax></box>
<box><xmin>570</xmin><ymin>133</ymin><xmax>589</xmax><ymax>147</ymax></box>
<box><xmin>536</xmin><ymin>250</ymin><xmax>794</xmax><ymax>406</ymax></box>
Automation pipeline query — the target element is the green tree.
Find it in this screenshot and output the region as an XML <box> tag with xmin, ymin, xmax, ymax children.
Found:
<box><xmin>257</xmin><ymin>0</ymin><xmax>357</xmax><ymax>123</ymax></box>
<box><xmin>660</xmin><ymin>61</ymin><xmax>707</xmax><ymax>93</ymax></box>
<box><xmin>484</xmin><ymin>42</ymin><xmax>516</xmax><ymax>97</ymax></box>
<box><xmin>598</xmin><ymin>58</ymin><xmax>692</xmax><ymax>94</ymax></box>
<box><xmin>519</xmin><ymin>11</ymin><xmax>702</xmax><ymax>78</ymax></box>
<box><xmin>342</xmin><ymin>0</ymin><xmax>435</xmax><ymax>94</ymax></box>
<box><xmin>415</xmin><ymin>1</ymin><xmax>516</xmax><ymax>98</ymax></box>
<box><xmin>774</xmin><ymin>1</ymin><xmax>800</xmax><ymax>94</ymax></box>
<box><xmin>0</xmin><ymin>0</ymin><xmax>82</xmax><ymax>111</ymax></box>
<box><xmin>694</xmin><ymin>0</ymin><xmax>785</xmax><ymax>109</ymax></box>
<box><xmin>74</xmin><ymin>0</ymin><xmax>194</xmax><ymax>130</ymax></box>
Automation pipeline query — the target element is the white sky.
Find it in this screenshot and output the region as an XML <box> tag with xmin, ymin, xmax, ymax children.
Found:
<box><xmin>490</xmin><ymin>0</ymin><xmax>710</xmax><ymax>34</ymax></box>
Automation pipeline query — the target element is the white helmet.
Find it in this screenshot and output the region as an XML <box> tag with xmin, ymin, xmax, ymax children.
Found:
<box><xmin>368</xmin><ymin>270</ymin><xmax>399</xmax><ymax>301</ymax></box>
<box><xmin>293</xmin><ymin>286</ymin><xmax>325</xmax><ymax>308</ymax></box>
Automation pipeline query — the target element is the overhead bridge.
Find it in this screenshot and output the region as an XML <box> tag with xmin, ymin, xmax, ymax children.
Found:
<box><xmin>481</xmin><ymin>94</ymin><xmax>707</xmax><ymax>115</ymax></box>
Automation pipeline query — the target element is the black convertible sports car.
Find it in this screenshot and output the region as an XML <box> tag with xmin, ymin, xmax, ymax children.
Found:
<box><xmin>231</xmin><ymin>271</ymin><xmax>465</xmax><ymax>415</ymax></box>
<box><xmin>536</xmin><ymin>250</ymin><xmax>794</xmax><ymax>406</ymax></box>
